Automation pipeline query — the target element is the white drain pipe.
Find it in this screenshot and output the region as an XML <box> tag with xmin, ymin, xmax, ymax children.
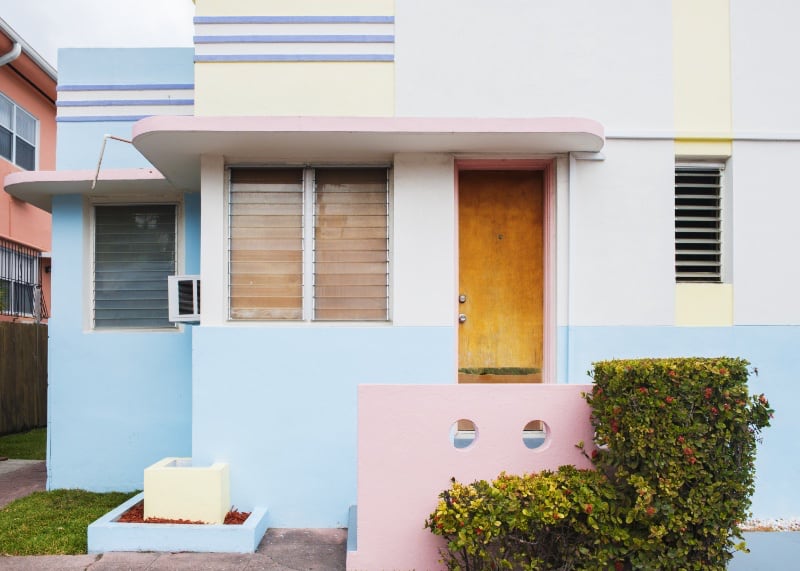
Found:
<box><xmin>0</xmin><ymin>41</ymin><xmax>21</xmax><ymax>67</ymax></box>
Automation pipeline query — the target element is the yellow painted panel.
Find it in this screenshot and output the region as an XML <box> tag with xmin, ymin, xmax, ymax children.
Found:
<box><xmin>675</xmin><ymin>283</ymin><xmax>733</xmax><ymax>327</ymax></box>
<box><xmin>458</xmin><ymin>171</ymin><xmax>544</xmax><ymax>376</ymax></box>
<box><xmin>195</xmin><ymin>62</ymin><xmax>394</xmax><ymax>116</ymax></box>
<box><xmin>196</xmin><ymin>0</ymin><xmax>393</xmax><ymax>16</ymax></box>
<box><xmin>673</xmin><ymin>0</ymin><xmax>732</xmax><ymax>138</ymax></box>
<box><xmin>675</xmin><ymin>139</ymin><xmax>732</xmax><ymax>158</ymax></box>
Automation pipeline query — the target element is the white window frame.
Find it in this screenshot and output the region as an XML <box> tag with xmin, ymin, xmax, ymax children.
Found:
<box><xmin>226</xmin><ymin>165</ymin><xmax>392</xmax><ymax>323</ymax></box>
<box><xmin>85</xmin><ymin>194</ymin><xmax>184</xmax><ymax>332</ymax></box>
<box><xmin>0</xmin><ymin>91</ymin><xmax>38</xmax><ymax>171</ymax></box>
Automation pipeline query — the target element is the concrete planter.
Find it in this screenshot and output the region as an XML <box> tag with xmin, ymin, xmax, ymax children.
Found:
<box><xmin>87</xmin><ymin>493</ymin><xmax>270</xmax><ymax>554</ymax></box>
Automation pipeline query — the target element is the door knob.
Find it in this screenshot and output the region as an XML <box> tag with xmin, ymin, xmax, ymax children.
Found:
<box><xmin>458</xmin><ymin>314</ymin><xmax>467</xmax><ymax>323</ymax></box>
<box><xmin>459</xmin><ymin>294</ymin><xmax>467</xmax><ymax>303</ymax></box>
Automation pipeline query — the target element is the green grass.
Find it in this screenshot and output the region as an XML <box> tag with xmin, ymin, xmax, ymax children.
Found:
<box><xmin>0</xmin><ymin>489</ymin><xmax>138</xmax><ymax>555</ymax></box>
<box><xmin>0</xmin><ymin>428</ymin><xmax>46</xmax><ymax>460</ymax></box>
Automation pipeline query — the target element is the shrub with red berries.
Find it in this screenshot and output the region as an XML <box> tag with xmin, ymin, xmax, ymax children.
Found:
<box><xmin>587</xmin><ymin>357</ymin><xmax>773</xmax><ymax>570</ymax></box>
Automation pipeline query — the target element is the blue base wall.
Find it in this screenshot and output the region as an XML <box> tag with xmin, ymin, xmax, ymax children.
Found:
<box><xmin>559</xmin><ymin>325</ymin><xmax>800</xmax><ymax>519</ymax></box>
<box><xmin>191</xmin><ymin>325</ymin><xmax>456</xmax><ymax>527</ymax></box>
<box><xmin>47</xmin><ymin>193</ymin><xmax>199</xmax><ymax>491</ymax></box>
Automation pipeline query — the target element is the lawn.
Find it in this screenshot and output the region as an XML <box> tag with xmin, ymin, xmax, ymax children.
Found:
<box><xmin>0</xmin><ymin>489</ymin><xmax>138</xmax><ymax>555</ymax></box>
<box><xmin>0</xmin><ymin>428</ymin><xmax>46</xmax><ymax>460</ymax></box>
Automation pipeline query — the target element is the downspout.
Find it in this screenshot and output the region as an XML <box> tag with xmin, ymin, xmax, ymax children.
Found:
<box><xmin>0</xmin><ymin>41</ymin><xmax>22</xmax><ymax>67</ymax></box>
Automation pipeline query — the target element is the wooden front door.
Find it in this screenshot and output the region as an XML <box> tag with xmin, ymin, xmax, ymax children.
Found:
<box><xmin>458</xmin><ymin>170</ymin><xmax>543</xmax><ymax>383</ymax></box>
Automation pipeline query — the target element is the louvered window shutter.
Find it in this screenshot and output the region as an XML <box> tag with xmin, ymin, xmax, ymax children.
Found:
<box><xmin>675</xmin><ymin>166</ymin><xmax>722</xmax><ymax>282</ymax></box>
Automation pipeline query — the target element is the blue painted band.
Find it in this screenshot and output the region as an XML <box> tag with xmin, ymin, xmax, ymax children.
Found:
<box><xmin>58</xmin><ymin>84</ymin><xmax>195</xmax><ymax>92</ymax></box>
<box><xmin>57</xmin><ymin>99</ymin><xmax>195</xmax><ymax>108</ymax></box>
<box><xmin>57</xmin><ymin>116</ymin><xmax>149</xmax><ymax>123</ymax></box>
<box><xmin>194</xmin><ymin>16</ymin><xmax>394</xmax><ymax>24</ymax></box>
<box><xmin>195</xmin><ymin>54</ymin><xmax>394</xmax><ymax>62</ymax></box>
<box><xmin>194</xmin><ymin>34</ymin><xmax>394</xmax><ymax>44</ymax></box>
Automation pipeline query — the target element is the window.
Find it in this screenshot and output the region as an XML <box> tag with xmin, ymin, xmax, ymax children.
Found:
<box><xmin>94</xmin><ymin>204</ymin><xmax>177</xmax><ymax>329</ymax></box>
<box><xmin>0</xmin><ymin>238</ymin><xmax>44</xmax><ymax>318</ymax></box>
<box><xmin>0</xmin><ymin>93</ymin><xmax>37</xmax><ymax>170</ymax></box>
<box><xmin>229</xmin><ymin>167</ymin><xmax>389</xmax><ymax>321</ymax></box>
<box><xmin>675</xmin><ymin>165</ymin><xmax>723</xmax><ymax>282</ymax></box>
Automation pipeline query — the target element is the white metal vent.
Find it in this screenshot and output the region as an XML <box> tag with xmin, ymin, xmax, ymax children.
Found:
<box><xmin>675</xmin><ymin>166</ymin><xmax>722</xmax><ymax>282</ymax></box>
<box><xmin>168</xmin><ymin>275</ymin><xmax>200</xmax><ymax>323</ymax></box>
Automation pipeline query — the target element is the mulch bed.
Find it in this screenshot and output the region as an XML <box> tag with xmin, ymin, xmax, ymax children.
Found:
<box><xmin>117</xmin><ymin>501</ymin><xmax>250</xmax><ymax>525</ymax></box>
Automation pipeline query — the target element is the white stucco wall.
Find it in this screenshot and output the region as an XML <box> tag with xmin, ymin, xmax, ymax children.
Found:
<box><xmin>731</xmin><ymin>142</ymin><xmax>800</xmax><ymax>325</ymax></box>
<box><xmin>731</xmin><ymin>0</ymin><xmax>800</xmax><ymax>135</ymax></box>
<box><xmin>394</xmin><ymin>0</ymin><xmax>673</xmax><ymax>132</ymax></box>
<box><xmin>392</xmin><ymin>154</ymin><xmax>456</xmax><ymax>326</ymax></box>
<box><xmin>568</xmin><ymin>140</ymin><xmax>675</xmax><ymax>326</ymax></box>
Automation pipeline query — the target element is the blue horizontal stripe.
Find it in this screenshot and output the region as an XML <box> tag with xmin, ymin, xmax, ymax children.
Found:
<box><xmin>194</xmin><ymin>34</ymin><xmax>394</xmax><ymax>44</ymax></box>
<box><xmin>58</xmin><ymin>84</ymin><xmax>194</xmax><ymax>92</ymax></box>
<box><xmin>57</xmin><ymin>99</ymin><xmax>194</xmax><ymax>107</ymax></box>
<box><xmin>57</xmin><ymin>116</ymin><xmax>150</xmax><ymax>123</ymax></box>
<box><xmin>195</xmin><ymin>54</ymin><xmax>394</xmax><ymax>63</ymax></box>
<box><xmin>194</xmin><ymin>15</ymin><xmax>394</xmax><ymax>24</ymax></box>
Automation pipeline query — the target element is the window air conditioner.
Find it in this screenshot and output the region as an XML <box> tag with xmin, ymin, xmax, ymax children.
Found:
<box><xmin>168</xmin><ymin>275</ymin><xmax>200</xmax><ymax>323</ymax></box>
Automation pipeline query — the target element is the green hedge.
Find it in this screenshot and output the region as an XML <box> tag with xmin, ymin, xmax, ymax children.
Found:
<box><xmin>427</xmin><ymin>357</ymin><xmax>772</xmax><ymax>570</ymax></box>
<box><xmin>588</xmin><ymin>357</ymin><xmax>772</xmax><ymax>569</ymax></box>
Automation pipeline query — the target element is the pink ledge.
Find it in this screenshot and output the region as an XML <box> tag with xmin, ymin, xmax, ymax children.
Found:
<box><xmin>131</xmin><ymin>115</ymin><xmax>605</xmax><ymax>191</ymax></box>
<box><xmin>4</xmin><ymin>168</ymin><xmax>175</xmax><ymax>212</ymax></box>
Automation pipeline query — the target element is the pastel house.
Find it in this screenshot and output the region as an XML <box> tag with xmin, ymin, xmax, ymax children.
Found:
<box><xmin>5</xmin><ymin>0</ymin><xmax>799</xmax><ymax>566</ymax></box>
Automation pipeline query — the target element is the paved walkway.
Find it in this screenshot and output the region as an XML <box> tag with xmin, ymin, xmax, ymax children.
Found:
<box><xmin>0</xmin><ymin>460</ymin><xmax>46</xmax><ymax>509</ymax></box>
<box><xmin>0</xmin><ymin>459</ymin><xmax>347</xmax><ymax>570</ymax></box>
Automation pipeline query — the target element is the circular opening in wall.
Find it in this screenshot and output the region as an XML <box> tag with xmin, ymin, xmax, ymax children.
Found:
<box><xmin>450</xmin><ymin>419</ymin><xmax>478</xmax><ymax>449</ymax></box>
<box><xmin>522</xmin><ymin>420</ymin><xmax>549</xmax><ymax>449</ymax></box>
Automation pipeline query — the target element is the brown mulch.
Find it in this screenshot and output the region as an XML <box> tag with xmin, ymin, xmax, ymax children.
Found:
<box><xmin>117</xmin><ymin>501</ymin><xmax>250</xmax><ymax>525</ymax></box>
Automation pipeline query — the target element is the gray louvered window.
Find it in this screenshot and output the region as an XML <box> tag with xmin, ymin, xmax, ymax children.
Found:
<box><xmin>94</xmin><ymin>204</ymin><xmax>177</xmax><ymax>328</ymax></box>
<box><xmin>675</xmin><ymin>166</ymin><xmax>722</xmax><ymax>282</ymax></box>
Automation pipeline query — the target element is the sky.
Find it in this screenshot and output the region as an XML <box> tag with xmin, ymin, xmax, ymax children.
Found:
<box><xmin>0</xmin><ymin>0</ymin><xmax>195</xmax><ymax>70</ymax></box>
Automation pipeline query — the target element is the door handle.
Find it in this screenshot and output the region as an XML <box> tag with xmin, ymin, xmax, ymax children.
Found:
<box><xmin>458</xmin><ymin>313</ymin><xmax>467</xmax><ymax>323</ymax></box>
<box><xmin>459</xmin><ymin>294</ymin><xmax>467</xmax><ymax>304</ymax></box>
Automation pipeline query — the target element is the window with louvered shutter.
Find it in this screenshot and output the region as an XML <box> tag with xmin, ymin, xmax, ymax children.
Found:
<box><xmin>94</xmin><ymin>204</ymin><xmax>176</xmax><ymax>328</ymax></box>
<box><xmin>675</xmin><ymin>166</ymin><xmax>722</xmax><ymax>282</ymax></box>
<box><xmin>228</xmin><ymin>167</ymin><xmax>389</xmax><ymax>321</ymax></box>
<box><xmin>229</xmin><ymin>168</ymin><xmax>304</xmax><ymax>320</ymax></box>
<box><xmin>314</xmin><ymin>169</ymin><xmax>388</xmax><ymax>321</ymax></box>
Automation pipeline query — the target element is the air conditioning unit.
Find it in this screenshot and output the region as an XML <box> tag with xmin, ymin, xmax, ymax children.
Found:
<box><xmin>168</xmin><ymin>275</ymin><xmax>200</xmax><ymax>323</ymax></box>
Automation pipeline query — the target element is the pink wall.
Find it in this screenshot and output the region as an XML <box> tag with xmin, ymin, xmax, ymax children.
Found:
<box><xmin>348</xmin><ymin>384</ymin><xmax>596</xmax><ymax>571</ymax></box>
<box><xmin>0</xmin><ymin>34</ymin><xmax>57</xmax><ymax>320</ymax></box>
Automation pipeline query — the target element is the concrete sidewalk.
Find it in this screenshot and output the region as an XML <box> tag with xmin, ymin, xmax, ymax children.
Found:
<box><xmin>0</xmin><ymin>529</ymin><xmax>348</xmax><ymax>570</ymax></box>
<box><xmin>0</xmin><ymin>460</ymin><xmax>347</xmax><ymax>570</ymax></box>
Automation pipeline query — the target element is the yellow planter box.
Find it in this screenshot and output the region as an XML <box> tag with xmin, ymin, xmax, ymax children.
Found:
<box><xmin>143</xmin><ymin>457</ymin><xmax>230</xmax><ymax>524</ymax></box>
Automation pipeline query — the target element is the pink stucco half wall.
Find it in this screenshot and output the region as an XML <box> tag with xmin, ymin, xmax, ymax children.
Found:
<box><xmin>348</xmin><ymin>384</ymin><xmax>596</xmax><ymax>571</ymax></box>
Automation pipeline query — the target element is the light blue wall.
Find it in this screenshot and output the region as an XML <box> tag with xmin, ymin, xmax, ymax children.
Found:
<box><xmin>192</xmin><ymin>325</ymin><xmax>455</xmax><ymax>527</ymax></box>
<box><xmin>56</xmin><ymin>48</ymin><xmax>194</xmax><ymax>171</ymax></box>
<box><xmin>58</xmin><ymin>48</ymin><xmax>195</xmax><ymax>86</ymax></box>
<box><xmin>57</xmin><ymin>122</ymin><xmax>153</xmax><ymax>170</ymax></box>
<box><xmin>558</xmin><ymin>325</ymin><xmax>800</xmax><ymax>519</ymax></box>
<box><xmin>47</xmin><ymin>193</ymin><xmax>198</xmax><ymax>491</ymax></box>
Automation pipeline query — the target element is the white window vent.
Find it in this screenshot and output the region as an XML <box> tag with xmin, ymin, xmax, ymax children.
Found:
<box><xmin>168</xmin><ymin>275</ymin><xmax>200</xmax><ymax>323</ymax></box>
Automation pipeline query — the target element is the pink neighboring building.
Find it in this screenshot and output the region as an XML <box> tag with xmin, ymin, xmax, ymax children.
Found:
<box><xmin>0</xmin><ymin>17</ymin><xmax>55</xmax><ymax>321</ymax></box>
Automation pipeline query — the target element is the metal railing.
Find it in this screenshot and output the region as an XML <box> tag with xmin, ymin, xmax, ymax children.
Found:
<box><xmin>0</xmin><ymin>237</ymin><xmax>48</xmax><ymax>321</ymax></box>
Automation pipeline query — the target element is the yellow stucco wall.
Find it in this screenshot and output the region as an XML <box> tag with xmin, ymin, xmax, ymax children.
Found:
<box><xmin>193</xmin><ymin>0</ymin><xmax>395</xmax><ymax>116</ymax></box>
<box><xmin>195</xmin><ymin>62</ymin><xmax>394</xmax><ymax>116</ymax></box>
<box><xmin>675</xmin><ymin>283</ymin><xmax>733</xmax><ymax>327</ymax></box>
<box><xmin>673</xmin><ymin>0</ymin><xmax>732</xmax><ymax>143</ymax></box>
